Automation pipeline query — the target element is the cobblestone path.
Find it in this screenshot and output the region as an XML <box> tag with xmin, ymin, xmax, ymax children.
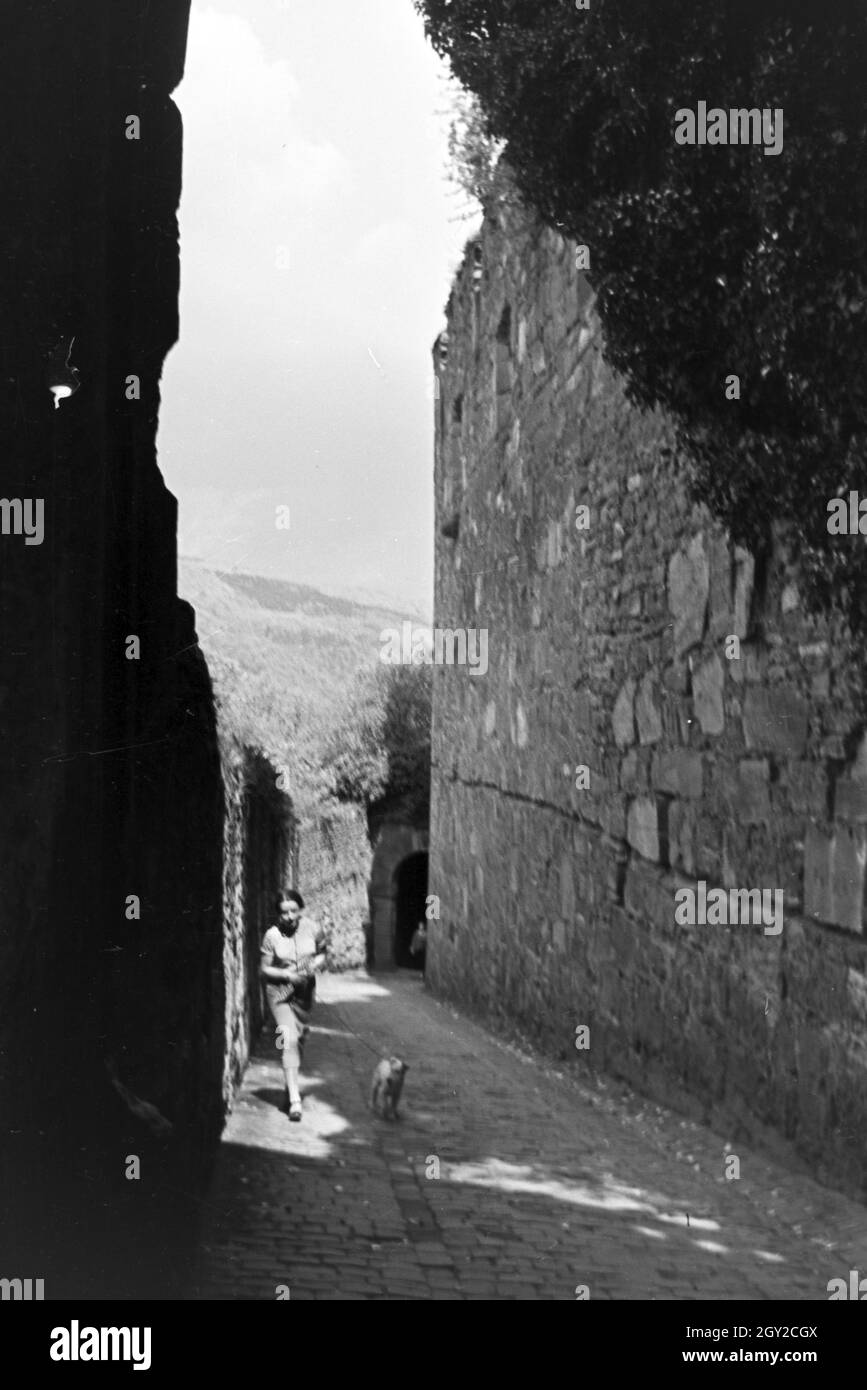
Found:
<box><xmin>191</xmin><ymin>971</ymin><xmax>867</xmax><ymax>1301</ymax></box>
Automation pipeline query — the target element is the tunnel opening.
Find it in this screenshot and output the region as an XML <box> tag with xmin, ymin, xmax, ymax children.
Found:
<box><xmin>393</xmin><ymin>851</ymin><xmax>429</xmax><ymax>969</ymax></box>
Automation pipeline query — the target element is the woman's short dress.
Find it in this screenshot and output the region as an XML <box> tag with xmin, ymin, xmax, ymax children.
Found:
<box><xmin>260</xmin><ymin>917</ymin><xmax>323</xmax><ymax>1066</ymax></box>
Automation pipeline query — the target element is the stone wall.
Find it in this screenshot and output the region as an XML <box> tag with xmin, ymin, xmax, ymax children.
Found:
<box><xmin>429</xmin><ymin>192</ymin><xmax>867</xmax><ymax>1196</ymax></box>
<box><xmin>299</xmin><ymin>802</ymin><xmax>371</xmax><ymax>971</ymax></box>
<box><xmin>221</xmin><ymin>744</ymin><xmax>298</xmax><ymax>1104</ymax></box>
<box><xmin>0</xmin><ymin>0</ymin><xmax>296</xmax><ymax>1297</ymax></box>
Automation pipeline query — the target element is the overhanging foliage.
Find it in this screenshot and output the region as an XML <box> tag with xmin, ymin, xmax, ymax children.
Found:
<box><xmin>323</xmin><ymin>663</ymin><xmax>432</xmax><ymax>819</ymax></box>
<box><xmin>417</xmin><ymin>0</ymin><xmax>867</xmax><ymax>629</ymax></box>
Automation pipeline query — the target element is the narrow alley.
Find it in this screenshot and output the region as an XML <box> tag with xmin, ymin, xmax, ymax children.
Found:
<box><xmin>192</xmin><ymin>973</ymin><xmax>867</xmax><ymax>1301</ymax></box>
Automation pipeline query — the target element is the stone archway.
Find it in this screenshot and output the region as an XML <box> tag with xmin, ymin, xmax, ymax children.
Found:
<box><xmin>368</xmin><ymin>813</ymin><xmax>429</xmax><ymax>970</ymax></box>
<box><xmin>394</xmin><ymin>852</ymin><xmax>429</xmax><ymax>968</ymax></box>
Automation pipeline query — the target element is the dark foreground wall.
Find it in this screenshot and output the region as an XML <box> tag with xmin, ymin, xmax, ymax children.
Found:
<box><xmin>0</xmin><ymin>0</ymin><xmax>232</xmax><ymax>1297</ymax></box>
<box><xmin>429</xmin><ymin>196</ymin><xmax>867</xmax><ymax>1198</ymax></box>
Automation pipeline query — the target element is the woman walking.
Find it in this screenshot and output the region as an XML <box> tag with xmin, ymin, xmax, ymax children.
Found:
<box><xmin>260</xmin><ymin>889</ymin><xmax>326</xmax><ymax>1121</ymax></box>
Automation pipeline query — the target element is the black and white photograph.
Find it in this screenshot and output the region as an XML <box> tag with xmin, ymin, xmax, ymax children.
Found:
<box><xmin>3</xmin><ymin>0</ymin><xmax>867</xmax><ymax>1350</ymax></box>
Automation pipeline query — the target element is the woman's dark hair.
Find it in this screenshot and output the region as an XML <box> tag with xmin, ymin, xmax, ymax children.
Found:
<box><xmin>275</xmin><ymin>888</ymin><xmax>304</xmax><ymax>911</ymax></box>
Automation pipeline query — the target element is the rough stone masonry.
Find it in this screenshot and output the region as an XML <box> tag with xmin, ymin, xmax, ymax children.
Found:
<box><xmin>428</xmin><ymin>189</ymin><xmax>867</xmax><ymax>1198</ymax></box>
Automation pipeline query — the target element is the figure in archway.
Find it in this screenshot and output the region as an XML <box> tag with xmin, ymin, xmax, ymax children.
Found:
<box><xmin>409</xmin><ymin>921</ymin><xmax>427</xmax><ymax>975</ymax></box>
<box><xmin>394</xmin><ymin>852</ymin><xmax>429</xmax><ymax>969</ymax></box>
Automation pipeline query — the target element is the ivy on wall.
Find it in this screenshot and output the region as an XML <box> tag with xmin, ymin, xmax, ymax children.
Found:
<box><xmin>323</xmin><ymin>664</ymin><xmax>432</xmax><ymax>821</ymax></box>
<box><xmin>417</xmin><ymin>0</ymin><xmax>867</xmax><ymax>630</ymax></box>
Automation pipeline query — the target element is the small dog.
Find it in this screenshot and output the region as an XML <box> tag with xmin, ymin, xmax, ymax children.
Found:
<box><xmin>371</xmin><ymin>1056</ymin><xmax>409</xmax><ymax>1120</ymax></box>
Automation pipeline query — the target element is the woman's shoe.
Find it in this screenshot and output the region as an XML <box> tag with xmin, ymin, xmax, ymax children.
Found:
<box><xmin>288</xmin><ymin>1101</ymin><xmax>302</xmax><ymax>1122</ymax></box>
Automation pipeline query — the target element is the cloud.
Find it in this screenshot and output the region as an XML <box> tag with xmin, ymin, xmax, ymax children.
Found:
<box><xmin>175</xmin><ymin>7</ymin><xmax>346</xmax><ymax>298</ymax></box>
<box><xmin>160</xmin><ymin>0</ymin><xmax>464</xmax><ymax>621</ymax></box>
<box><xmin>352</xmin><ymin>220</ymin><xmax>412</xmax><ymax>268</ymax></box>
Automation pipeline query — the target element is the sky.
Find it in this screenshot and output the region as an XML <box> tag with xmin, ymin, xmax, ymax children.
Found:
<box><xmin>158</xmin><ymin>0</ymin><xmax>477</xmax><ymax>619</ymax></box>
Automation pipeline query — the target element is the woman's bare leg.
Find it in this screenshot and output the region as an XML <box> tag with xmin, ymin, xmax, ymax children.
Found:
<box><xmin>276</xmin><ymin>1022</ymin><xmax>302</xmax><ymax>1107</ymax></box>
<box><xmin>284</xmin><ymin>1062</ymin><xmax>301</xmax><ymax>1107</ymax></box>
